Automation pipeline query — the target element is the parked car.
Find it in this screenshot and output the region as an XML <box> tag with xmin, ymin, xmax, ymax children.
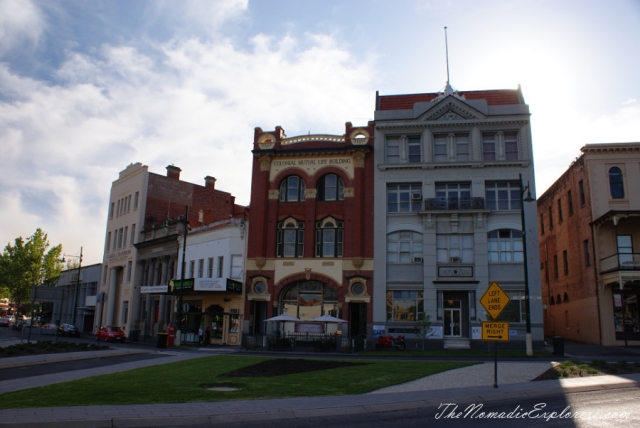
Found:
<box><xmin>0</xmin><ymin>315</ymin><xmax>15</xmax><ymax>327</ymax></box>
<box><xmin>11</xmin><ymin>315</ymin><xmax>30</xmax><ymax>331</ymax></box>
<box><xmin>96</xmin><ymin>326</ymin><xmax>126</xmax><ymax>343</ymax></box>
<box><xmin>58</xmin><ymin>323</ymin><xmax>80</xmax><ymax>337</ymax></box>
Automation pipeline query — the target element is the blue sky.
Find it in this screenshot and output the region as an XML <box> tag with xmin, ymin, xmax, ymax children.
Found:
<box><xmin>1</xmin><ymin>0</ymin><xmax>639</xmax><ymax>264</ymax></box>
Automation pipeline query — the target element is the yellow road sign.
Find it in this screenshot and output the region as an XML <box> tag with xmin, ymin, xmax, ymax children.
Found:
<box><xmin>481</xmin><ymin>321</ymin><xmax>510</xmax><ymax>341</ymax></box>
<box><xmin>480</xmin><ymin>281</ymin><xmax>511</xmax><ymax>319</ymax></box>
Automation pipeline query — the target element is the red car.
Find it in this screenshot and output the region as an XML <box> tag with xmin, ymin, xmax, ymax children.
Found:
<box><xmin>96</xmin><ymin>326</ymin><xmax>126</xmax><ymax>343</ymax></box>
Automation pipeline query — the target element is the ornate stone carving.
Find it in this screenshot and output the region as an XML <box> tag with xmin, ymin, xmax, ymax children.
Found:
<box><xmin>438</xmin><ymin>266</ymin><xmax>473</xmax><ymax>277</ymax></box>
<box><xmin>268</xmin><ymin>189</ymin><xmax>280</xmax><ymax>200</ymax></box>
<box><xmin>259</xmin><ymin>155</ymin><xmax>272</xmax><ymax>171</ymax></box>
<box><xmin>353</xmin><ymin>152</ymin><xmax>365</xmax><ymax>167</ymax></box>
<box><xmin>305</xmin><ymin>189</ymin><xmax>317</xmax><ymax>199</ymax></box>
<box><xmin>255</xmin><ymin>258</ymin><xmax>266</xmax><ymax>270</ymax></box>
<box><xmin>305</xmin><ymin>268</ymin><xmax>312</xmax><ymax>280</ymax></box>
<box><xmin>351</xmin><ymin>257</ymin><xmax>364</xmax><ymax>271</ymax></box>
<box><xmin>343</xmin><ymin>187</ymin><xmax>354</xmax><ymax>198</ymax></box>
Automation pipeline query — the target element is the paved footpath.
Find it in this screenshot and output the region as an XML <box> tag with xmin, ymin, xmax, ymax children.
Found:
<box><xmin>0</xmin><ymin>340</ymin><xmax>639</xmax><ymax>427</ymax></box>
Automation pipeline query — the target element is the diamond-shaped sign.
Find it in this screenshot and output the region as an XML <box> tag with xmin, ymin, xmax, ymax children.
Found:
<box><xmin>480</xmin><ymin>281</ymin><xmax>510</xmax><ymax>320</ymax></box>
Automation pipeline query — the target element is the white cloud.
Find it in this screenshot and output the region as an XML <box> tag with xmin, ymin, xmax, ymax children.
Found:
<box><xmin>0</xmin><ymin>0</ymin><xmax>45</xmax><ymax>55</ymax></box>
<box><xmin>0</xmin><ymin>28</ymin><xmax>375</xmax><ymax>264</ymax></box>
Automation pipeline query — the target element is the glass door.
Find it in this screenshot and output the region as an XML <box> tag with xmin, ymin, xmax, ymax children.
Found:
<box><xmin>443</xmin><ymin>300</ymin><xmax>461</xmax><ymax>337</ymax></box>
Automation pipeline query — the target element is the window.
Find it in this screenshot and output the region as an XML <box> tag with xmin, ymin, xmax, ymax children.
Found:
<box><xmin>103</xmin><ymin>265</ymin><xmax>108</xmax><ymax>284</ymax></box>
<box><xmin>122</xmin><ymin>301</ymin><xmax>129</xmax><ymax>324</ymax></box>
<box><xmin>563</xmin><ymin>250</ymin><xmax>569</xmax><ymax>275</ymax></box>
<box><xmin>504</xmin><ymin>133</ymin><xmax>518</xmax><ymax>160</ymax></box>
<box><xmin>386</xmin><ymin>137</ymin><xmax>400</xmax><ymax>163</ymax></box>
<box><xmin>317</xmin><ymin>174</ymin><xmax>344</xmax><ymax>201</ymax></box>
<box><xmin>579</xmin><ymin>180</ymin><xmax>585</xmax><ymax>206</ymax></box>
<box><xmin>280</xmin><ymin>281</ymin><xmax>338</xmax><ymax>321</ymax></box>
<box><xmin>553</xmin><ymin>255</ymin><xmax>559</xmax><ymax>278</ymax></box>
<box><xmin>231</xmin><ymin>255</ymin><xmax>243</xmax><ymax>279</ymax></box>
<box><xmin>386</xmin><ymin>291</ymin><xmax>424</xmax><ymax>322</ymax></box>
<box><xmin>110</xmin><ymin>202</ymin><xmax>115</xmax><ymax>219</ymax></box>
<box><xmin>568</xmin><ymin>190</ymin><xmax>574</xmax><ymax>215</ymax></box>
<box><xmin>207</xmin><ymin>257</ymin><xmax>214</xmax><ymax>278</ymax></box>
<box><xmin>487</xmin><ymin>230</ymin><xmax>523</xmax><ymax>262</ymax></box>
<box><xmin>456</xmin><ymin>137</ymin><xmax>469</xmax><ymax>162</ymax></box>
<box><xmin>583</xmin><ymin>240</ymin><xmax>591</xmax><ymax>267</ymax></box>
<box><xmin>433</xmin><ymin>135</ymin><xmax>447</xmax><ymax>162</ymax></box>
<box><xmin>609</xmin><ymin>167</ymin><xmax>625</xmax><ymax>198</ymax></box>
<box><xmin>408</xmin><ymin>136</ymin><xmax>421</xmax><ymax>163</ymax></box>
<box><xmin>279</xmin><ymin>176</ymin><xmax>306</xmax><ymax>202</ymax></box>
<box><xmin>539</xmin><ymin>213</ymin><xmax>545</xmax><ymax>235</ymax></box>
<box><xmin>126</xmin><ymin>261</ymin><xmax>132</xmax><ymax>282</ymax></box>
<box><xmin>387</xmin><ymin>231</ymin><xmax>423</xmax><ymax>263</ymax></box>
<box><xmin>133</xmin><ymin>191</ymin><xmax>139</xmax><ymax>210</ymax></box>
<box><xmin>277</xmin><ymin>218</ymin><xmax>305</xmax><ymax>257</ymax></box>
<box><xmin>189</xmin><ymin>260</ymin><xmax>195</xmax><ymax>278</ymax></box>
<box><xmin>548</xmin><ymin>206</ymin><xmax>553</xmax><ymax>229</ymax></box>
<box><xmin>123</xmin><ymin>226</ymin><xmax>128</xmax><ymax>247</ymax></box>
<box><xmin>116</xmin><ymin>200</ymin><xmax>121</xmax><ymax>217</ymax></box>
<box><xmin>106</xmin><ymin>232</ymin><xmax>111</xmax><ymax>252</ymax></box>
<box><xmin>117</xmin><ymin>228</ymin><xmax>123</xmax><ymax>249</ymax></box>
<box><xmin>198</xmin><ymin>259</ymin><xmax>204</xmax><ymax>278</ymax></box>
<box><xmin>617</xmin><ymin>235</ymin><xmax>633</xmax><ymax>267</ymax></box>
<box><xmin>436</xmin><ymin>182</ymin><xmax>471</xmax><ymax>209</ymax></box>
<box><xmin>130</xmin><ymin>224</ymin><xmax>136</xmax><ymax>245</ymax></box>
<box><xmin>485</xmin><ymin>182</ymin><xmax>521</xmax><ymax>210</ymax></box>
<box><xmin>217</xmin><ymin>256</ymin><xmax>224</xmax><ymax>278</ymax></box>
<box><xmin>437</xmin><ymin>234</ymin><xmax>474</xmax><ymax>264</ymax></box>
<box><xmin>482</xmin><ymin>134</ymin><xmax>496</xmax><ymax>160</ymax></box>
<box><xmin>387</xmin><ymin>184</ymin><xmax>422</xmax><ymax>213</ymax></box>
<box><xmin>315</xmin><ymin>217</ymin><xmax>343</xmax><ymax>257</ymax></box>
<box><xmin>557</xmin><ymin>199</ymin><xmax>563</xmax><ymax>222</ymax></box>
<box><xmin>496</xmin><ymin>291</ymin><xmax>527</xmax><ymax>323</ymax></box>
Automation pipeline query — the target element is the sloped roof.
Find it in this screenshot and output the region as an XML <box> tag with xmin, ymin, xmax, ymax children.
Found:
<box><xmin>377</xmin><ymin>89</ymin><xmax>522</xmax><ymax>111</ymax></box>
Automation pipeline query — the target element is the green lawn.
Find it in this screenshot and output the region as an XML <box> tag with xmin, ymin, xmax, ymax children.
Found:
<box><xmin>0</xmin><ymin>355</ymin><xmax>479</xmax><ymax>409</ymax></box>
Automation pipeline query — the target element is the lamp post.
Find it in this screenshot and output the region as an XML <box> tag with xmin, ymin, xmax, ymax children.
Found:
<box><xmin>177</xmin><ymin>205</ymin><xmax>189</xmax><ymax>345</ymax></box>
<box><xmin>519</xmin><ymin>173</ymin><xmax>535</xmax><ymax>356</ymax></box>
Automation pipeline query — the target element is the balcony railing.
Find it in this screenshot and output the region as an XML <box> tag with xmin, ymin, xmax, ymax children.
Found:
<box><xmin>423</xmin><ymin>197</ymin><xmax>485</xmax><ymax>211</ymax></box>
<box><xmin>600</xmin><ymin>253</ymin><xmax>640</xmax><ymax>273</ymax></box>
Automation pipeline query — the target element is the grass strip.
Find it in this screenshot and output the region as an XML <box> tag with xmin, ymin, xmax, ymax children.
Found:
<box><xmin>0</xmin><ymin>355</ymin><xmax>479</xmax><ymax>409</ymax></box>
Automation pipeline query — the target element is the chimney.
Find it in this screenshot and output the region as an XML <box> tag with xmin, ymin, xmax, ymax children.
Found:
<box><xmin>166</xmin><ymin>165</ymin><xmax>181</xmax><ymax>180</ymax></box>
<box><xmin>204</xmin><ymin>176</ymin><xmax>217</xmax><ymax>189</ymax></box>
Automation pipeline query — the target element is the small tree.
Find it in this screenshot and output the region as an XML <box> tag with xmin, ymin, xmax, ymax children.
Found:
<box><xmin>414</xmin><ymin>313</ymin><xmax>433</xmax><ymax>351</ymax></box>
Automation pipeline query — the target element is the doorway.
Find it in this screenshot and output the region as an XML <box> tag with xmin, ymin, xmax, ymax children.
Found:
<box><xmin>349</xmin><ymin>302</ymin><xmax>367</xmax><ymax>337</ymax></box>
<box><xmin>444</xmin><ymin>300</ymin><xmax>461</xmax><ymax>337</ymax></box>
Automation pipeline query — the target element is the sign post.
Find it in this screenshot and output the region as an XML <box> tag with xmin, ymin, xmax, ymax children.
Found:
<box><xmin>479</xmin><ymin>282</ymin><xmax>510</xmax><ymax>388</ymax></box>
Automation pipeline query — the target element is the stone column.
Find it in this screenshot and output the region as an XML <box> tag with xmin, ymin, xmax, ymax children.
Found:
<box><xmin>106</xmin><ymin>266</ymin><xmax>118</xmax><ymax>326</ymax></box>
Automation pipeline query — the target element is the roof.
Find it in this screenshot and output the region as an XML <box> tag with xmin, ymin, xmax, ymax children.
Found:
<box><xmin>377</xmin><ymin>89</ymin><xmax>522</xmax><ymax>111</ymax></box>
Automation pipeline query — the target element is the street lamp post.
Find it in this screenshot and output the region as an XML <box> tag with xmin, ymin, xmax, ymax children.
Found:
<box><xmin>177</xmin><ymin>205</ymin><xmax>189</xmax><ymax>345</ymax></box>
<box><xmin>519</xmin><ymin>173</ymin><xmax>535</xmax><ymax>356</ymax></box>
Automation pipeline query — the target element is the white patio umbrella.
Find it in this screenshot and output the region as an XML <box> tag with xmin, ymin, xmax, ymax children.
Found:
<box><xmin>264</xmin><ymin>314</ymin><xmax>301</xmax><ymax>336</ymax></box>
<box><xmin>309</xmin><ymin>314</ymin><xmax>347</xmax><ymax>334</ymax></box>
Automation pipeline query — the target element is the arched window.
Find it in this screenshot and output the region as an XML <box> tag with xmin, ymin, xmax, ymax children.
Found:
<box><xmin>487</xmin><ymin>229</ymin><xmax>523</xmax><ymax>262</ymax></box>
<box><xmin>609</xmin><ymin>167</ymin><xmax>625</xmax><ymax>199</ymax></box>
<box><xmin>280</xmin><ymin>281</ymin><xmax>339</xmax><ymax>321</ymax></box>
<box><xmin>279</xmin><ymin>176</ymin><xmax>306</xmax><ymax>202</ymax></box>
<box><xmin>276</xmin><ymin>217</ymin><xmax>304</xmax><ymax>257</ymax></box>
<box><xmin>315</xmin><ymin>217</ymin><xmax>343</xmax><ymax>257</ymax></box>
<box><xmin>317</xmin><ymin>174</ymin><xmax>344</xmax><ymax>201</ymax></box>
<box><xmin>387</xmin><ymin>231</ymin><xmax>423</xmax><ymax>263</ymax></box>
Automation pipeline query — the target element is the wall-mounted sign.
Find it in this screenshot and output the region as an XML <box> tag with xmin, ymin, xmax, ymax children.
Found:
<box><xmin>141</xmin><ymin>285</ymin><xmax>169</xmax><ymax>294</ymax></box>
<box><xmin>226</xmin><ymin>279</ymin><xmax>243</xmax><ymax>294</ymax></box>
<box><xmin>169</xmin><ymin>279</ymin><xmax>194</xmax><ymax>292</ymax></box>
<box><xmin>195</xmin><ymin>278</ymin><xmax>225</xmax><ymax>291</ymax></box>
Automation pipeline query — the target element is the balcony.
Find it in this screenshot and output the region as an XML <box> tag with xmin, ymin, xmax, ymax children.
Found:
<box><xmin>600</xmin><ymin>253</ymin><xmax>640</xmax><ymax>273</ymax></box>
<box><xmin>423</xmin><ymin>197</ymin><xmax>485</xmax><ymax>211</ymax></box>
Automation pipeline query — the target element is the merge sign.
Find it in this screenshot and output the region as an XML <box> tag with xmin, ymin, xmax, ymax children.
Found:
<box><xmin>480</xmin><ymin>281</ymin><xmax>511</xmax><ymax>319</ymax></box>
<box><xmin>481</xmin><ymin>321</ymin><xmax>510</xmax><ymax>341</ymax></box>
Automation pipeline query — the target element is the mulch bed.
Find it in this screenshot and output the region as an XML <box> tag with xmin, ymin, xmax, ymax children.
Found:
<box><xmin>219</xmin><ymin>358</ymin><xmax>367</xmax><ymax>377</ymax></box>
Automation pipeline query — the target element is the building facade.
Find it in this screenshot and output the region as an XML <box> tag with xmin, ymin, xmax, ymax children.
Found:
<box><xmin>538</xmin><ymin>143</ymin><xmax>640</xmax><ymax>345</ymax></box>
<box><xmin>373</xmin><ymin>84</ymin><xmax>543</xmax><ymax>349</ymax></box>
<box><xmin>55</xmin><ymin>262</ymin><xmax>101</xmax><ymax>333</ymax></box>
<box><xmin>99</xmin><ymin>163</ymin><xmax>246</xmax><ymax>339</ymax></box>
<box><xmin>244</xmin><ymin>123</ymin><xmax>375</xmax><ymax>338</ymax></box>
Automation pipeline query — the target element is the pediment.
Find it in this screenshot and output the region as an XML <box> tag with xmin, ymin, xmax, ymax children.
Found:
<box><xmin>417</xmin><ymin>97</ymin><xmax>486</xmax><ymax>122</ymax></box>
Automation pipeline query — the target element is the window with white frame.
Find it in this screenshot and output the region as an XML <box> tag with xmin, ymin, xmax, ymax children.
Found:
<box><xmin>197</xmin><ymin>259</ymin><xmax>204</xmax><ymax>278</ymax></box>
<box><xmin>317</xmin><ymin>174</ymin><xmax>344</xmax><ymax>201</ymax></box>
<box><xmin>437</xmin><ymin>234</ymin><xmax>474</xmax><ymax>264</ymax></box>
<box><xmin>495</xmin><ymin>291</ymin><xmax>527</xmax><ymax>322</ymax></box>
<box><xmin>315</xmin><ymin>217</ymin><xmax>343</xmax><ymax>257</ymax></box>
<box><xmin>189</xmin><ymin>260</ymin><xmax>195</xmax><ymax>278</ymax></box>
<box><xmin>126</xmin><ymin>261</ymin><xmax>132</xmax><ymax>282</ymax></box>
<box><xmin>130</xmin><ymin>224</ymin><xmax>136</xmax><ymax>245</ymax></box>
<box><xmin>433</xmin><ymin>135</ymin><xmax>447</xmax><ymax>162</ymax></box>
<box><xmin>386</xmin><ymin>291</ymin><xmax>424</xmax><ymax>322</ymax></box>
<box><xmin>207</xmin><ymin>257</ymin><xmax>214</xmax><ymax>278</ymax></box>
<box><xmin>456</xmin><ymin>136</ymin><xmax>470</xmax><ymax>161</ymax></box>
<box><xmin>487</xmin><ymin>229</ymin><xmax>523</xmax><ymax>262</ymax></box>
<box><xmin>485</xmin><ymin>182</ymin><xmax>521</xmax><ymax>210</ymax></box>
<box><xmin>435</xmin><ymin>182</ymin><xmax>471</xmax><ymax>209</ymax></box>
<box><xmin>482</xmin><ymin>132</ymin><xmax>519</xmax><ymax>160</ymax></box>
<box><xmin>609</xmin><ymin>167</ymin><xmax>625</xmax><ymax>199</ymax></box>
<box><xmin>387</xmin><ymin>184</ymin><xmax>422</xmax><ymax>213</ymax></box>
<box><xmin>231</xmin><ymin>255</ymin><xmax>243</xmax><ymax>279</ymax></box>
<box><xmin>277</xmin><ymin>217</ymin><xmax>305</xmax><ymax>257</ymax></box>
<box><xmin>482</xmin><ymin>134</ymin><xmax>496</xmax><ymax>160</ymax></box>
<box><xmin>387</xmin><ymin>231</ymin><xmax>423</xmax><ymax>263</ymax></box>
<box><xmin>386</xmin><ymin>135</ymin><xmax>421</xmax><ymax>163</ymax></box>
<box><xmin>217</xmin><ymin>256</ymin><xmax>224</xmax><ymax>278</ymax></box>
<box><xmin>279</xmin><ymin>176</ymin><xmax>306</xmax><ymax>202</ymax></box>
<box><xmin>504</xmin><ymin>133</ymin><xmax>518</xmax><ymax>160</ymax></box>
<box><xmin>133</xmin><ymin>191</ymin><xmax>139</xmax><ymax>210</ymax></box>
<box><xmin>408</xmin><ymin>136</ymin><xmax>421</xmax><ymax>163</ymax></box>
<box><xmin>433</xmin><ymin>133</ymin><xmax>469</xmax><ymax>162</ymax></box>
<box><xmin>386</xmin><ymin>137</ymin><xmax>400</xmax><ymax>163</ymax></box>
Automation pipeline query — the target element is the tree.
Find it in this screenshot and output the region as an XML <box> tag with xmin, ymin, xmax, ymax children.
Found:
<box><xmin>414</xmin><ymin>313</ymin><xmax>433</xmax><ymax>351</ymax></box>
<box><xmin>0</xmin><ymin>229</ymin><xmax>63</xmax><ymax>312</ymax></box>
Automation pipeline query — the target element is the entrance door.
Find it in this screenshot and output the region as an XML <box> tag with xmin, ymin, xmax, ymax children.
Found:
<box><xmin>348</xmin><ymin>303</ymin><xmax>367</xmax><ymax>337</ymax></box>
<box><xmin>443</xmin><ymin>300</ymin><xmax>461</xmax><ymax>337</ymax></box>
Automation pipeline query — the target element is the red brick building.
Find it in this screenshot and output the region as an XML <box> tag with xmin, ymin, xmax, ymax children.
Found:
<box><xmin>244</xmin><ymin>123</ymin><xmax>374</xmax><ymax>340</ymax></box>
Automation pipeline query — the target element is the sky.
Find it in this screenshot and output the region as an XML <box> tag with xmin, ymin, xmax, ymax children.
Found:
<box><xmin>1</xmin><ymin>0</ymin><xmax>639</xmax><ymax>265</ymax></box>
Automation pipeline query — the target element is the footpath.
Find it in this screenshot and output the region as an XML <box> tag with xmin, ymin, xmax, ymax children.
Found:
<box><xmin>0</xmin><ymin>339</ymin><xmax>638</xmax><ymax>427</ymax></box>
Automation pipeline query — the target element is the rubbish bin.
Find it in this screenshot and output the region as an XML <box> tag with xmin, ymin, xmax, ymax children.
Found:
<box><xmin>553</xmin><ymin>336</ymin><xmax>564</xmax><ymax>357</ymax></box>
<box><xmin>166</xmin><ymin>326</ymin><xmax>176</xmax><ymax>347</ymax></box>
<box><xmin>157</xmin><ymin>333</ymin><xmax>168</xmax><ymax>349</ymax></box>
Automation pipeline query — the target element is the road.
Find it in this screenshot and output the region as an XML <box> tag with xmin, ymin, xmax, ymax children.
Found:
<box><xmin>172</xmin><ymin>388</ymin><xmax>640</xmax><ymax>428</ymax></box>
